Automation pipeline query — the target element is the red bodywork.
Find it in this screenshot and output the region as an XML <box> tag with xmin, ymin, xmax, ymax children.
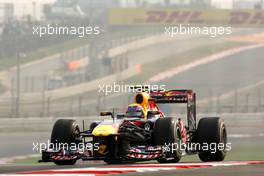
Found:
<box><xmin>129</xmin><ymin>90</ymin><xmax>196</xmax><ymax>144</ymax></box>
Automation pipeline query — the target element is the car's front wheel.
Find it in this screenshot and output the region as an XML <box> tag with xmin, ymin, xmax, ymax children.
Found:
<box><xmin>50</xmin><ymin>119</ymin><xmax>80</xmax><ymax>165</ymax></box>
<box><xmin>152</xmin><ymin>117</ymin><xmax>182</xmax><ymax>163</ymax></box>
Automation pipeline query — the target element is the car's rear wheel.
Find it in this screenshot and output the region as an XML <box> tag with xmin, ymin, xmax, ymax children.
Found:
<box><xmin>50</xmin><ymin>119</ymin><xmax>80</xmax><ymax>165</ymax></box>
<box><xmin>197</xmin><ymin>117</ymin><xmax>227</xmax><ymax>162</ymax></box>
<box><xmin>153</xmin><ymin>117</ymin><xmax>182</xmax><ymax>163</ymax></box>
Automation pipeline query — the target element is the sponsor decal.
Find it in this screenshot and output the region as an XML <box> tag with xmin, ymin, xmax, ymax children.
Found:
<box><xmin>109</xmin><ymin>8</ymin><xmax>264</xmax><ymax>27</ymax></box>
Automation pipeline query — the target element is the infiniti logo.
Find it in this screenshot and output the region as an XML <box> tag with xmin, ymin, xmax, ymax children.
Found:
<box><xmin>144</xmin><ymin>123</ymin><xmax>151</xmax><ymax>131</ymax></box>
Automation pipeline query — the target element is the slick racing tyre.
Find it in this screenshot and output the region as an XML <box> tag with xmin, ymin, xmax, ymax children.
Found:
<box><xmin>197</xmin><ymin>117</ymin><xmax>227</xmax><ymax>162</ymax></box>
<box><xmin>153</xmin><ymin>117</ymin><xmax>182</xmax><ymax>163</ymax></box>
<box><xmin>51</xmin><ymin>119</ymin><xmax>81</xmax><ymax>165</ymax></box>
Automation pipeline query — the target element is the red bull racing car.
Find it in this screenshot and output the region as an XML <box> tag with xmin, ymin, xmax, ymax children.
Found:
<box><xmin>40</xmin><ymin>89</ymin><xmax>228</xmax><ymax>165</ymax></box>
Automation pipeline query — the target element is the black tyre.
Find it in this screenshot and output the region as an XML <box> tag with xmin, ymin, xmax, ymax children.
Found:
<box><xmin>50</xmin><ymin>119</ymin><xmax>80</xmax><ymax>165</ymax></box>
<box><xmin>153</xmin><ymin>118</ymin><xmax>182</xmax><ymax>163</ymax></box>
<box><xmin>89</xmin><ymin>121</ymin><xmax>100</xmax><ymax>131</ymax></box>
<box><xmin>104</xmin><ymin>159</ymin><xmax>135</xmax><ymax>165</ymax></box>
<box><xmin>104</xmin><ymin>159</ymin><xmax>124</xmax><ymax>164</ymax></box>
<box><xmin>53</xmin><ymin>160</ymin><xmax>77</xmax><ymax>165</ymax></box>
<box><xmin>197</xmin><ymin>117</ymin><xmax>227</xmax><ymax>162</ymax></box>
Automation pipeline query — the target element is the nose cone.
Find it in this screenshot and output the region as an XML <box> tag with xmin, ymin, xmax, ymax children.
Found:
<box><xmin>92</xmin><ymin>125</ymin><xmax>119</xmax><ymax>136</ymax></box>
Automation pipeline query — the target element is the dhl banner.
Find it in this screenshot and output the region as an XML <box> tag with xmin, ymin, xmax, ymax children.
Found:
<box><xmin>108</xmin><ymin>8</ymin><xmax>264</xmax><ymax>27</ymax></box>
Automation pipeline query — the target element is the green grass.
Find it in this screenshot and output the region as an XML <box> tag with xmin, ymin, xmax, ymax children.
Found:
<box><xmin>0</xmin><ymin>27</ymin><xmax>159</xmax><ymax>71</ymax></box>
<box><xmin>0</xmin><ymin>82</ymin><xmax>7</xmax><ymax>94</ymax></box>
<box><xmin>0</xmin><ymin>38</ymin><xmax>90</xmax><ymax>71</ymax></box>
<box><xmin>54</xmin><ymin>41</ymin><xmax>246</xmax><ymax>104</ymax></box>
<box><xmin>0</xmin><ymin>39</ymin><xmax>248</xmax><ymax>119</ymax></box>
<box><xmin>126</xmin><ymin>41</ymin><xmax>247</xmax><ymax>84</ymax></box>
<box><xmin>12</xmin><ymin>156</ymin><xmax>43</xmax><ymax>165</ymax></box>
<box><xmin>225</xmin><ymin>144</ymin><xmax>264</xmax><ymax>161</ymax></box>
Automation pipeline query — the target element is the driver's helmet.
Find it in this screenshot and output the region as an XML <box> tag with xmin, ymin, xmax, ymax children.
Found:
<box><xmin>126</xmin><ymin>104</ymin><xmax>145</xmax><ymax>119</ymax></box>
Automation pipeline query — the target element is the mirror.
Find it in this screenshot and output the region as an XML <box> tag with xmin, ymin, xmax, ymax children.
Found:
<box><xmin>100</xmin><ymin>112</ymin><xmax>113</xmax><ymax>116</ymax></box>
<box><xmin>147</xmin><ymin>111</ymin><xmax>160</xmax><ymax>115</ymax></box>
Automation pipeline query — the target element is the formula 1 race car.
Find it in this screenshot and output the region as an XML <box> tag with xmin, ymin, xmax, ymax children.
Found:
<box><xmin>40</xmin><ymin>89</ymin><xmax>228</xmax><ymax>165</ymax></box>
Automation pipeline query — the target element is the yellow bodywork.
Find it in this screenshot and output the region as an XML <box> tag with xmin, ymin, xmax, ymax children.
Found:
<box><xmin>92</xmin><ymin>125</ymin><xmax>119</xmax><ymax>136</ymax></box>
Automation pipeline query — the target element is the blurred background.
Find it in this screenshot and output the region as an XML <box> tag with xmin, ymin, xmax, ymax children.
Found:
<box><xmin>0</xmin><ymin>0</ymin><xmax>263</xmax><ymax>164</ymax></box>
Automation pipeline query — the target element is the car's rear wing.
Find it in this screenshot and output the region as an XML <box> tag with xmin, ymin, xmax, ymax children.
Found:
<box><xmin>150</xmin><ymin>89</ymin><xmax>197</xmax><ymax>131</ymax></box>
<box><xmin>149</xmin><ymin>89</ymin><xmax>194</xmax><ymax>103</ymax></box>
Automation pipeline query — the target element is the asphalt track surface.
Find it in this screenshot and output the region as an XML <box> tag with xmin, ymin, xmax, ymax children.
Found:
<box><xmin>99</xmin><ymin>45</ymin><xmax>264</xmax><ymax>110</ymax></box>
<box><xmin>7</xmin><ymin>36</ymin><xmax>220</xmax><ymax>94</ymax></box>
<box><xmin>159</xmin><ymin>46</ymin><xmax>264</xmax><ymax>100</ymax></box>
<box><xmin>1</xmin><ymin>37</ymin><xmax>264</xmax><ymax>175</ymax></box>
<box><xmin>1</xmin><ymin>161</ymin><xmax>264</xmax><ymax>175</ymax></box>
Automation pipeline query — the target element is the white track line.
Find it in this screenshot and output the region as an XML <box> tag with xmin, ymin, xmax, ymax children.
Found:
<box><xmin>149</xmin><ymin>43</ymin><xmax>264</xmax><ymax>83</ymax></box>
<box><xmin>229</xmin><ymin>133</ymin><xmax>264</xmax><ymax>138</ymax></box>
<box><xmin>14</xmin><ymin>161</ymin><xmax>264</xmax><ymax>175</ymax></box>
